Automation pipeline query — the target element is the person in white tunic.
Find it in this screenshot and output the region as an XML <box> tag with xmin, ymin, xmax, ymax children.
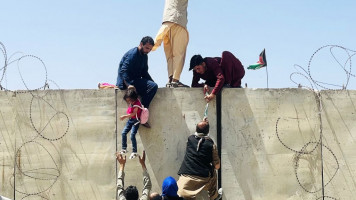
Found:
<box><xmin>153</xmin><ymin>0</ymin><xmax>189</xmax><ymax>88</ymax></box>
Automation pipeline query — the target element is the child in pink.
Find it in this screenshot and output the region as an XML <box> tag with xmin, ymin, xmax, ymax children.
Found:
<box><xmin>120</xmin><ymin>89</ymin><xmax>142</xmax><ymax>159</ymax></box>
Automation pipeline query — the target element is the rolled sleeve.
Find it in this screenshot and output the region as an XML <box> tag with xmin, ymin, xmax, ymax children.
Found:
<box><xmin>117</xmin><ymin>170</ymin><xmax>126</xmax><ymax>200</ymax></box>
<box><xmin>212</xmin><ymin>145</ymin><xmax>220</xmax><ymax>167</ymax></box>
<box><xmin>211</xmin><ymin>69</ymin><xmax>225</xmax><ymax>95</ymax></box>
<box><xmin>140</xmin><ymin>170</ymin><xmax>152</xmax><ymax>200</ymax></box>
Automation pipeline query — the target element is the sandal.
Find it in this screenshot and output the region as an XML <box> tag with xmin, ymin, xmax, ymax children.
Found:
<box><xmin>170</xmin><ymin>81</ymin><xmax>189</xmax><ymax>88</ymax></box>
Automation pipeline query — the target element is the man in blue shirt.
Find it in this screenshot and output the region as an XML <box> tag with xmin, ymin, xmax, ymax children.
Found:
<box><xmin>116</xmin><ymin>36</ymin><xmax>158</xmax><ymax>127</ymax></box>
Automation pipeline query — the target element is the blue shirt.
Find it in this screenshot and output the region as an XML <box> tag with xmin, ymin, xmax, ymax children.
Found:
<box><xmin>116</xmin><ymin>47</ymin><xmax>153</xmax><ymax>89</ymax></box>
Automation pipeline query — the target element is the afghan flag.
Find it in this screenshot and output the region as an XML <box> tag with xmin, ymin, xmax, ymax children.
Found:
<box><xmin>248</xmin><ymin>49</ymin><xmax>267</xmax><ymax>70</ymax></box>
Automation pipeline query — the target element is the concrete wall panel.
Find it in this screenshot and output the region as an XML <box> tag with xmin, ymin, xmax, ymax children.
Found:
<box><xmin>221</xmin><ymin>89</ymin><xmax>356</xmax><ymax>200</ymax></box>
<box><xmin>0</xmin><ymin>90</ymin><xmax>116</xmax><ymax>200</ymax></box>
<box><xmin>0</xmin><ymin>88</ymin><xmax>355</xmax><ymax>200</ymax></box>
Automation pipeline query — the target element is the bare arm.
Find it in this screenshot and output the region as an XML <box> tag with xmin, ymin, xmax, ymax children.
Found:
<box><xmin>139</xmin><ymin>151</ymin><xmax>152</xmax><ymax>200</ymax></box>
<box><xmin>120</xmin><ymin>107</ymin><xmax>139</xmax><ymax>121</ymax></box>
<box><xmin>116</xmin><ymin>153</ymin><xmax>127</xmax><ymax>199</ymax></box>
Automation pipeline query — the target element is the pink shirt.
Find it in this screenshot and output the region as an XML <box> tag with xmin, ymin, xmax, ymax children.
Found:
<box><xmin>126</xmin><ymin>100</ymin><xmax>142</xmax><ymax>119</ymax></box>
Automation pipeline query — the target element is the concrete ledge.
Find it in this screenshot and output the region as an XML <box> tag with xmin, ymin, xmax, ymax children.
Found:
<box><xmin>0</xmin><ymin>88</ymin><xmax>355</xmax><ymax>199</ymax></box>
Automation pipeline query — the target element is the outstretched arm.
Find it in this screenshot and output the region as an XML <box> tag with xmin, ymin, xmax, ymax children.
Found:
<box><xmin>116</xmin><ymin>153</ymin><xmax>127</xmax><ymax>199</ymax></box>
<box><xmin>205</xmin><ymin>75</ymin><xmax>224</xmax><ymax>102</ymax></box>
<box><xmin>207</xmin><ymin>62</ymin><xmax>225</xmax><ymax>100</ymax></box>
<box><xmin>120</xmin><ymin>107</ymin><xmax>139</xmax><ymax>121</ymax></box>
<box><xmin>139</xmin><ymin>151</ymin><xmax>152</xmax><ymax>200</ymax></box>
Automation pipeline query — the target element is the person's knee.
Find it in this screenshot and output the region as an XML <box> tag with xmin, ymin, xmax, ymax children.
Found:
<box><xmin>152</xmin><ymin>83</ymin><xmax>158</xmax><ymax>93</ymax></box>
<box><xmin>122</xmin><ymin>131</ymin><xmax>128</xmax><ymax>136</ymax></box>
<box><xmin>152</xmin><ymin>82</ymin><xmax>158</xmax><ymax>90</ymax></box>
<box><xmin>147</xmin><ymin>82</ymin><xmax>158</xmax><ymax>95</ymax></box>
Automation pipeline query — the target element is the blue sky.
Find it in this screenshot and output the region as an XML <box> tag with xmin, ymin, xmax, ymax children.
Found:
<box><xmin>1</xmin><ymin>0</ymin><xmax>356</xmax><ymax>90</ymax></box>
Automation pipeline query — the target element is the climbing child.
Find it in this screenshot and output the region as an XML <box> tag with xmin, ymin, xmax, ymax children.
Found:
<box><xmin>120</xmin><ymin>88</ymin><xmax>142</xmax><ymax>159</ymax></box>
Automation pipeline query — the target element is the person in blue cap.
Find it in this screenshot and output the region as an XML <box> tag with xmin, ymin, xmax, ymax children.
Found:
<box><xmin>149</xmin><ymin>176</ymin><xmax>184</xmax><ymax>200</ymax></box>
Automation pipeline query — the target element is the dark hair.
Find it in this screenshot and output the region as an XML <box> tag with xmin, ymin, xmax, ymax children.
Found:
<box><xmin>123</xmin><ymin>88</ymin><xmax>138</xmax><ymax>101</ymax></box>
<box><xmin>189</xmin><ymin>54</ymin><xmax>204</xmax><ymax>71</ymax></box>
<box><xmin>141</xmin><ymin>36</ymin><xmax>155</xmax><ymax>46</ymax></box>
<box><xmin>151</xmin><ymin>194</ymin><xmax>162</xmax><ymax>200</ymax></box>
<box><xmin>196</xmin><ymin>121</ymin><xmax>209</xmax><ymax>135</ymax></box>
<box><xmin>125</xmin><ymin>186</ymin><xmax>139</xmax><ymax>200</ymax></box>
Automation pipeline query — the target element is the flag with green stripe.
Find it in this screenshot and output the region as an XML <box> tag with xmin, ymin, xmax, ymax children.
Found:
<box><xmin>248</xmin><ymin>49</ymin><xmax>267</xmax><ymax>70</ymax></box>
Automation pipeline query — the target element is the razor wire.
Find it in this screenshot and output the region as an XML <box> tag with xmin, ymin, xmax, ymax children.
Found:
<box><xmin>277</xmin><ymin>45</ymin><xmax>356</xmax><ymax>200</ymax></box>
<box><xmin>0</xmin><ymin>42</ymin><xmax>70</xmax><ymax>199</ymax></box>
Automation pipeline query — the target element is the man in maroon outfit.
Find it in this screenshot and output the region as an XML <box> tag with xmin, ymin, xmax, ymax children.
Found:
<box><xmin>189</xmin><ymin>51</ymin><xmax>245</xmax><ymax>102</ymax></box>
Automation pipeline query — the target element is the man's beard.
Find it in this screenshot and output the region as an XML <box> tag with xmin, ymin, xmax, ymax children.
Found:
<box><xmin>140</xmin><ymin>48</ymin><xmax>147</xmax><ymax>55</ymax></box>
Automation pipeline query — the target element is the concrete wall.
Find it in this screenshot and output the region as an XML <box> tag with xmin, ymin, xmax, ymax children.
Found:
<box><xmin>0</xmin><ymin>88</ymin><xmax>355</xmax><ymax>200</ymax></box>
<box><xmin>221</xmin><ymin>89</ymin><xmax>356</xmax><ymax>200</ymax></box>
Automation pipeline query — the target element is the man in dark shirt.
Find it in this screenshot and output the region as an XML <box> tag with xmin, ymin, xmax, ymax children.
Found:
<box><xmin>177</xmin><ymin>118</ymin><xmax>222</xmax><ymax>200</ymax></box>
<box><xmin>116</xmin><ymin>36</ymin><xmax>158</xmax><ymax>111</ymax></box>
<box><xmin>189</xmin><ymin>51</ymin><xmax>245</xmax><ymax>102</ymax></box>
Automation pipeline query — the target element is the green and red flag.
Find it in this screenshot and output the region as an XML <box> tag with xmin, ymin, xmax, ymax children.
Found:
<box><xmin>248</xmin><ymin>49</ymin><xmax>267</xmax><ymax>70</ymax></box>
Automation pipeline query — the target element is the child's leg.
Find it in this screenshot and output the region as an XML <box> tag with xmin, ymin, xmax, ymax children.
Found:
<box><xmin>130</xmin><ymin>122</ymin><xmax>140</xmax><ymax>153</ymax></box>
<box><xmin>121</xmin><ymin>119</ymin><xmax>134</xmax><ymax>151</ymax></box>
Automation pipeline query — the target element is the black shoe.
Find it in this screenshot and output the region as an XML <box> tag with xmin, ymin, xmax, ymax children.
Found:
<box><xmin>142</xmin><ymin>122</ymin><xmax>151</xmax><ymax>128</ymax></box>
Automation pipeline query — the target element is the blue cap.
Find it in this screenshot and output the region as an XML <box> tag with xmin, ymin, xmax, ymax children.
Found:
<box><xmin>161</xmin><ymin>176</ymin><xmax>179</xmax><ymax>197</ymax></box>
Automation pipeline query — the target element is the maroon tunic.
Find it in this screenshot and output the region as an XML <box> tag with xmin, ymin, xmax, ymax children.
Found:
<box><xmin>191</xmin><ymin>51</ymin><xmax>245</xmax><ymax>95</ymax></box>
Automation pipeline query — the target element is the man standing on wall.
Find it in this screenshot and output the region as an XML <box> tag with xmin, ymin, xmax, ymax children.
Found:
<box><xmin>152</xmin><ymin>0</ymin><xmax>189</xmax><ymax>88</ymax></box>
<box><xmin>116</xmin><ymin>36</ymin><xmax>158</xmax><ymax>127</ymax></box>
<box><xmin>177</xmin><ymin>118</ymin><xmax>223</xmax><ymax>200</ymax></box>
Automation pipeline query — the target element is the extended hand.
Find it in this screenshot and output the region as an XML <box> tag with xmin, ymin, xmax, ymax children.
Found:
<box><xmin>204</xmin><ymin>93</ymin><xmax>216</xmax><ymax>102</ymax></box>
<box><xmin>203</xmin><ymin>85</ymin><xmax>210</xmax><ymax>94</ymax></box>
<box><xmin>139</xmin><ymin>150</ymin><xmax>147</xmax><ymax>170</ymax></box>
<box><xmin>203</xmin><ymin>117</ymin><xmax>209</xmax><ymax>123</ymax></box>
<box><xmin>116</xmin><ymin>152</ymin><xmax>126</xmax><ymax>166</ymax></box>
<box><xmin>128</xmin><ymin>85</ymin><xmax>136</xmax><ymax>90</ymax></box>
<box><xmin>120</xmin><ymin>115</ymin><xmax>126</xmax><ymax>121</ymax></box>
